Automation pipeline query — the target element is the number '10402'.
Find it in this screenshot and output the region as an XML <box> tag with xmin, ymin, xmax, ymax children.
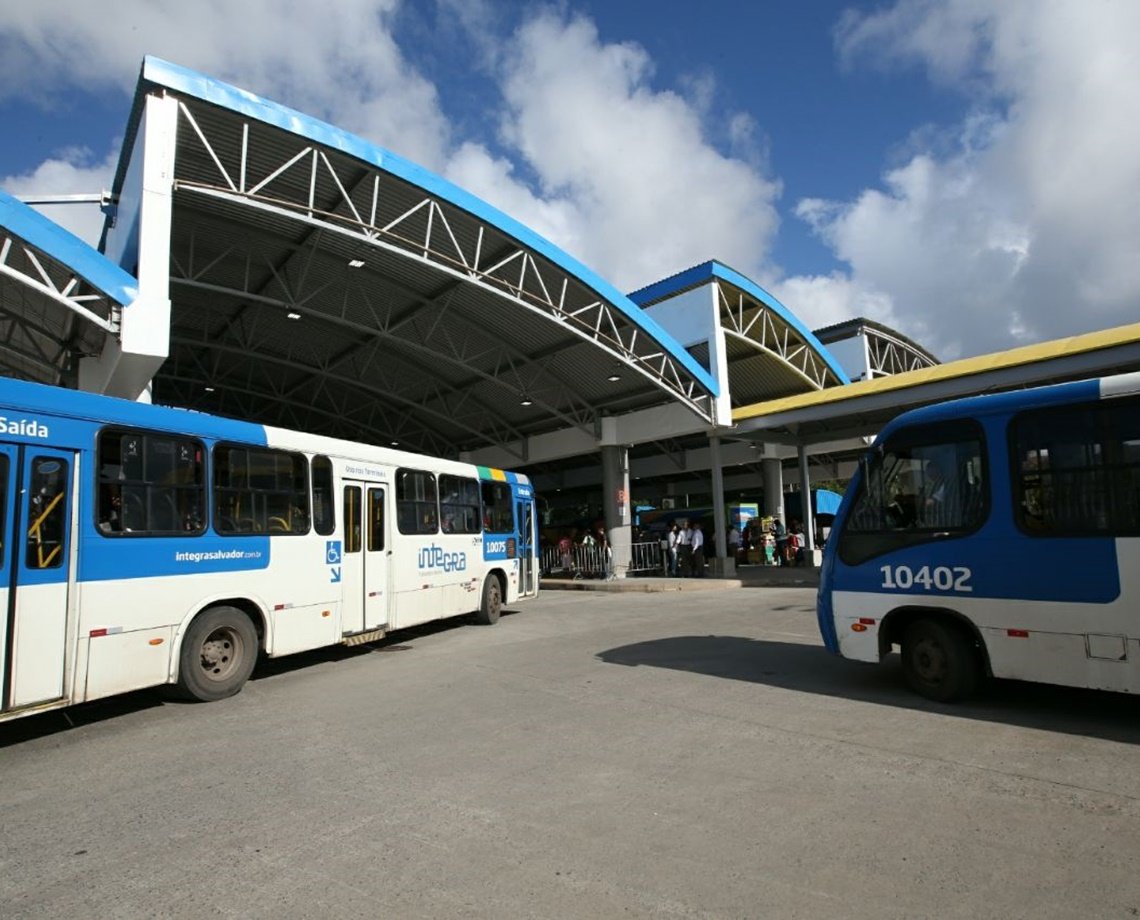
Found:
<box><xmin>879</xmin><ymin>564</ymin><xmax>973</xmax><ymax>592</ymax></box>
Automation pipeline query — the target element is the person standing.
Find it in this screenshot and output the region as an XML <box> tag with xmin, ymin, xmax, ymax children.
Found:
<box><xmin>727</xmin><ymin>524</ymin><xmax>741</xmax><ymax>563</ymax></box>
<box><xmin>691</xmin><ymin>522</ymin><xmax>706</xmax><ymax>577</ymax></box>
<box><xmin>678</xmin><ymin>520</ymin><xmax>693</xmax><ymax>577</ymax></box>
<box><xmin>773</xmin><ymin>519</ymin><xmax>788</xmax><ymax>566</ymax></box>
<box><xmin>666</xmin><ymin>522</ymin><xmax>680</xmax><ymax>577</ymax></box>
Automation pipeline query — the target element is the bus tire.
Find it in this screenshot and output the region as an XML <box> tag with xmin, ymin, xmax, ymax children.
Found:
<box><xmin>475</xmin><ymin>575</ymin><xmax>502</xmax><ymax>626</ymax></box>
<box><xmin>175</xmin><ymin>606</ymin><xmax>259</xmax><ymax>702</ymax></box>
<box><xmin>901</xmin><ymin>618</ymin><xmax>980</xmax><ymax>702</ymax></box>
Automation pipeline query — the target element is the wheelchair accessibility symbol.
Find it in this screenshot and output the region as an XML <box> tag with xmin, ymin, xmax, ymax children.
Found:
<box><xmin>327</xmin><ymin>540</ymin><xmax>343</xmax><ymax>583</ymax></box>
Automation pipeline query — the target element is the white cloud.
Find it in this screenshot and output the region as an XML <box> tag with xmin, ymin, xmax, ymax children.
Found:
<box><xmin>1</xmin><ymin>2</ymin><xmax>782</xmax><ymax>299</ymax></box>
<box><xmin>2</xmin><ymin>149</ymin><xmax>117</xmax><ymax>246</ymax></box>
<box><xmin>791</xmin><ymin>0</ymin><xmax>1140</xmax><ymax>359</ymax></box>
<box><xmin>769</xmin><ymin>273</ymin><xmax>901</xmax><ymax>342</ymax></box>
<box><xmin>0</xmin><ymin>0</ymin><xmax>450</xmax><ymax>169</ymax></box>
<box><xmin>447</xmin><ymin>10</ymin><xmax>781</xmax><ymax>291</ymax></box>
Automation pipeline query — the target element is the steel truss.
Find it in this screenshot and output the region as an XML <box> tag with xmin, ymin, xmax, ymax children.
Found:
<box><xmin>865</xmin><ymin>328</ymin><xmax>937</xmax><ymax>377</ymax></box>
<box><xmin>168</xmin><ymin>222</ymin><xmax>591</xmax><ymax>439</ymax></box>
<box><xmin>167</xmin><ymin>98</ymin><xmax>715</xmax><ymax>432</ymax></box>
<box><xmin>0</xmin><ymin>231</ymin><xmax>121</xmax><ymax>385</ymax></box>
<box><xmin>715</xmin><ymin>282</ymin><xmax>844</xmax><ymax>391</ymax></box>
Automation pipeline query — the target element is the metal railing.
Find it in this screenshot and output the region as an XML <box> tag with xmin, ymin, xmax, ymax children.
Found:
<box><xmin>628</xmin><ymin>540</ymin><xmax>664</xmax><ymax>575</ymax></box>
<box><xmin>541</xmin><ymin>541</ymin><xmax>665</xmax><ymax>579</ymax></box>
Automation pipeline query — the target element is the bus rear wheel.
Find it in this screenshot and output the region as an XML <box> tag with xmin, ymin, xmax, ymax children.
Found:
<box><xmin>901</xmin><ymin>618</ymin><xmax>980</xmax><ymax>702</ymax></box>
<box><xmin>175</xmin><ymin>607</ymin><xmax>258</xmax><ymax>702</ymax></box>
<box><xmin>475</xmin><ymin>575</ymin><xmax>502</xmax><ymax>625</ymax></box>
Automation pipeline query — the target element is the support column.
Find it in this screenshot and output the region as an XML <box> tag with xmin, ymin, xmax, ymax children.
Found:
<box><xmin>80</xmin><ymin>90</ymin><xmax>176</xmax><ymax>400</ymax></box>
<box><xmin>602</xmin><ymin>445</ymin><xmax>631</xmax><ymax>578</ymax></box>
<box><xmin>762</xmin><ymin>457</ymin><xmax>784</xmax><ymax>522</ymax></box>
<box><xmin>709</xmin><ymin>435</ymin><xmax>732</xmax><ymax>576</ymax></box>
<box><xmin>797</xmin><ymin>444</ymin><xmax>817</xmax><ymax>567</ymax></box>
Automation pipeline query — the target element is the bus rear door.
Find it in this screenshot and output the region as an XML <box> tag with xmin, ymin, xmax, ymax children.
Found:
<box><xmin>1</xmin><ymin>445</ymin><xmax>76</xmax><ymax>712</ymax></box>
<box><xmin>340</xmin><ymin>482</ymin><xmax>389</xmax><ymax>640</ymax></box>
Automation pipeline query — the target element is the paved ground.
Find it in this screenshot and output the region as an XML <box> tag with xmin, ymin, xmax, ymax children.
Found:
<box><xmin>2</xmin><ymin>586</ymin><xmax>1139</xmax><ymax>919</ymax></box>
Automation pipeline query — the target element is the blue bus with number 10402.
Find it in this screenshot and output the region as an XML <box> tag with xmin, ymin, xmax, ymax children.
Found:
<box><xmin>818</xmin><ymin>372</ymin><xmax>1140</xmax><ymax>701</ymax></box>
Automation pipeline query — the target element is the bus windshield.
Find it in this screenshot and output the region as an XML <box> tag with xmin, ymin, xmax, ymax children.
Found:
<box><xmin>840</xmin><ymin>418</ymin><xmax>987</xmax><ymax>566</ymax></box>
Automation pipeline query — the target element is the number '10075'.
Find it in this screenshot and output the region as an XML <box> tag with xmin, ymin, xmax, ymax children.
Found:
<box><xmin>879</xmin><ymin>564</ymin><xmax>973</xmax><ymax>592</ymax></box>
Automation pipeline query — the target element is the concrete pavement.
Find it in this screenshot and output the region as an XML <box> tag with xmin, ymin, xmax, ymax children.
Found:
<box><xmin>2</xmin><ymin>585</ymin><xmax>1138</xmax><ymax>918</ymax></box>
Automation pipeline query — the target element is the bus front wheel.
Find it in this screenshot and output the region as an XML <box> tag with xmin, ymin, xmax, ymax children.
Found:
<box><xmin>175</xmin><ymin>606</ymin><xmax>258</xmax><ymax>702</ymax></box>
<box><xmin>475</xmin><ymin>576</ymin><xmax>502</xmax><ymax>625</ymax></box>
<box><xmin>901</xmin><ymin>618</ymin><xmax>980</xmax><ymax>702</ymax></box>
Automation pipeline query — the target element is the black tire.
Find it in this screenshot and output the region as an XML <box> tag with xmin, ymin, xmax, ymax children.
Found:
<box><xmin>175</xmin><ymin>606</ymin><xmax>258</xmax><ymax>702</ymax></box>
<box><xmin>475</xmin><ymin>575</ymin><xmax>502</xmax><ymax>626</ymax></box>
<box><xmin>901</xmin><ymin>618</ymin><xmax>980</xmax><ymax>702</ymax></box>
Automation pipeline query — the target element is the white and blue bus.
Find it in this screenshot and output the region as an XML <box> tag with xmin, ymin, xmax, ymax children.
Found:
<box><xmin>0</xmin><ymin>377</ymin><xmax>538</xmax><ymax>723</ymax></box>
<box><xmin>818</xmin><ymin>372</ymin><xmax>1140</xmax><ymax>701</ymax></box>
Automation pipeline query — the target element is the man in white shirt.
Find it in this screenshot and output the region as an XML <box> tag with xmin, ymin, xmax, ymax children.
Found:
<box><xmin>677</xmin><ymin>520</ymin><xmax>693</xmax><ymax>577</ymax></box>
<box><xmin>691</xmin><ymin>522</ymin><xmax>705</xmax><ymax>577</ymax></box>
<box><xmin>666</xmin><ymin>522</ymin><xmax>679</xmax><ymax>576</ymax></box>
<box><xmin>727</xmin><ymin>525</ymin><xmax>741</xmax><ymax>563</ymax></box>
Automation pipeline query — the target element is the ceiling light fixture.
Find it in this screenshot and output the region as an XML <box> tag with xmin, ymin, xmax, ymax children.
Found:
<box><xmin>607</xmin><ymin>366</ymin><xmax>622</xmax><ymax>382</ymax></box>
<box><xmin>520</xmin><ymin>395</ymin><xmax>534</xmax><ymax>407</ymax></box>
<box><xmin>204</xmin><ymin>386</ymin><xmax>215</xmax><ymax>393</ymax></box>
<box><xmin>348</xmin><ymin>259</ymin><xmax>365</xmax><ymax>268</ymax></box>
<box><xmin>286</xmin><ymin>311</ymin><xmax>302</xmax><ymax>320</ymax></box>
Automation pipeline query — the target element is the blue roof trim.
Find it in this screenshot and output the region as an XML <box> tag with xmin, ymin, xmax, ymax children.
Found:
<box><xmin>0</xmin><ymin>188</ymin><xmax>138</xmax><ymax>306</ymax></box>
<box><xmin>139</xmin><ymin>57</ymin><xmax>719</xmax><ymax>400</ymax></box>
<box><xmin>629</xmin><ymin>260</ymin><xmax>851</xmax><ymax>386</ymax></box>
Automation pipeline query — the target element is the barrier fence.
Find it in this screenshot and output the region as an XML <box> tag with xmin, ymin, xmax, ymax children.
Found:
<box><xmin>541</xmin><ymin>541</ymin><xmax>665</xmax><ymax>579</ymax></box>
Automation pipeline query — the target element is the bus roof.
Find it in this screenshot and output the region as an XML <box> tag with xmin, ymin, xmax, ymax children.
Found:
<box><xmin>0</xmin><ymin>376</ymin><xmax>530</xmax><ymax>482</ymax></box>
<box><xmin>874</xmin><ymin>372</ymin><xmax>1140</xmax><ymax>442</ymax></box>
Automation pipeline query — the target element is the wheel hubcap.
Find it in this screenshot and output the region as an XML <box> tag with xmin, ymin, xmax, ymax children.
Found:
<box><xmin>912</xmin><ymin>639</ymin><xmax>946</xmax><ymax>683</ymax></box>
<box><xmin>200</xmin><ymin>628</ymin><xmax>240</xmax><ymax>682</ymax></box>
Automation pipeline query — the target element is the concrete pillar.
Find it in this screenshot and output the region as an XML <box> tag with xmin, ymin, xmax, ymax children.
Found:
<box><xmin>762</xmin><ymin>457</ymin><xmax>784</xmax><ymax>522</ymax></box>
<box><xmin>601</xmin><ymin>445</ymin><xmax>631</xmax><ymax>578</ymax></box>
<box><xmin>80</xmin><ymin>90</ymin><xmax>176</xmax><ymax>400</ymax></box>
<box><xmin>797</xmin><ymin>444</ymin><xmax>817</xmax><ymax>567</ymax></box>
<box><xmin>709</xmin><ymin>435</ymin><xmax>733</xmax><ymax>576</ymax></box>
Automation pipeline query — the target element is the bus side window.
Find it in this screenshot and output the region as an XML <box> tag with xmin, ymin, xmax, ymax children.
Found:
<box><xmin>312</xmin><ymin>455</ymin><xmax>336</xmax><ymax>536</ymax></box>
<box><xmin>1011</xmin><ymin>398</ymin><xmax>1140</xmax><ymax>535</ymax></box>
<box><xmin>396</xmin><ymin>468</ymin><xmax>437</xmax><ymax>535</ymax></box>
<box><xmin>97</xmin><ymin>430</ymin><xmax>206</xmax><ymax>536</ymax></box>
<box><xmin>481</xmin><ymin>480</ymin><xmax>513</xmax><ymax>533</ymax></box>
<box><xmin>214</xmin><ymin>445</ymin><xmax>309</xmax><ymax>535</ymax></box>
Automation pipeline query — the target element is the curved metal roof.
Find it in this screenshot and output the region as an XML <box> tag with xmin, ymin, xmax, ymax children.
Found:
<box><xmin>630</xmin><ymin>261</ymin><xmax>850</xmax><ymax>407</ymax></box>
<box><xmin>814</xmin><ymin>316</ymin><xmax>938</xmax><ymax>376</ymax></box>
<box><xmin>0</xmin><ymin>189</ymin><xmax>137</xmax><ymax>385</ymax></box>
<box><xmin>101</xmin><ymin>57</ymin><xmax>718</xmax><ymax>459</ymax></box>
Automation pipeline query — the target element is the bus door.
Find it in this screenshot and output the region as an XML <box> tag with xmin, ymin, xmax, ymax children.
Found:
<box><xmin>1</xmin><ymin>445</ymin><xmax>76</xmax><ymax>711</ymax></box>
<box><xmin>340</xmin><ymin>482</ymin><xmax>389</xmax><ymax>636</ymax></box>
<box><xmin>516</xmin><ymin>497</ymin><xmax>536</xmax><ymax>596</ymax></box>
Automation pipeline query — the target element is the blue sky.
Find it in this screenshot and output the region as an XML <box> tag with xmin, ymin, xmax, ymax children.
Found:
<box><xmin>1</xmin><ymin>0</ymin><xmax>1137</xmax><ymax>360</ymax></box>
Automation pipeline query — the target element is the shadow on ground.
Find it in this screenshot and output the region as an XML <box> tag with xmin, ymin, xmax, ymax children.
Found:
<box><xmin>0</xmin><ymin>609</ymin><xmax>521</xmax><ymax>748</ymax></box>
<box><xmin>597</xmin><ymin>635</ymin><xmax>1140</xmax><ymax>745</ymax></box>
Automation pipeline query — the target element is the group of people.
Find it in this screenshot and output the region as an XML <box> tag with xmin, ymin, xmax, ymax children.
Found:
<box><xmin>553</xmin><ymin>526</ymin><xmax>613</xmax><ymax>577</ymax></box>
<box><xmin>664</xmin><ymin>520</ymin><xmax>706</xmax><ymax>577</ymax></box>
<box><xmin>664</xmin><ymin>518</ymin><xmax>811</xmax><ymax>571</ymax></box>
<box><xmin>767</xmin><ymin>518</ymin><xmax>809</xmax><ymax>566</ymax></box>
